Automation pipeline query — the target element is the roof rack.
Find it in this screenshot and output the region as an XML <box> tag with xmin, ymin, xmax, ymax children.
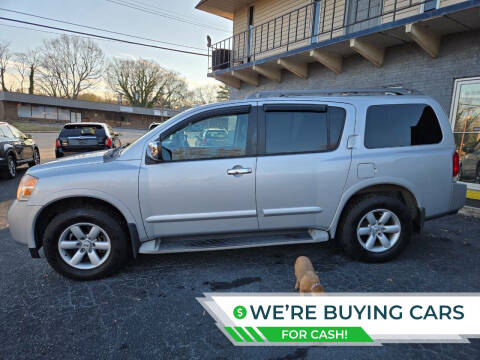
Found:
<box><xmin>246</xmin><ymin>88</ymin><xmax>422</xmax><ymax>99</ymax></box>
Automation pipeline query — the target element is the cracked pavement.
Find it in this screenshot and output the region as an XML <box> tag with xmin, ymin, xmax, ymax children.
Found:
<box><xmin>1</xmin><ymin>211</ymin><xmax>480</xmax><ymax>359</ymax></box>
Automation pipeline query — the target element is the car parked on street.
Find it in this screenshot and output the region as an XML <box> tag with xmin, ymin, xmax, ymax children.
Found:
<box><xmin>0</xmin><ymin>122</ymin><xmax>40</xmax><ymax>179</ymax></box>
<box><xmin>200</xmin><ymin>128</ymin><xmax>229</xmax><ymax>146</ymax></box>
<box><xmin>459</xmin><ymin>140</ymin><xmax>480</xmax><ymax>183</ymax></box>
<box><xmin>8</xmin><ymin>89</ymin><xmax>466</xmax><ymax>280</ymax></box>
<box><xmin>55</xmin><ymin>122</ymin><xmax>120</xmax><ymax>158</ymax></box>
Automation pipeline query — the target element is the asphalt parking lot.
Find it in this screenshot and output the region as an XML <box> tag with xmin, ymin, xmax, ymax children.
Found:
<box><xmin>1</xmin><ymin>132</ymin><xmax>480</xmax><ymax>359</ymax></box>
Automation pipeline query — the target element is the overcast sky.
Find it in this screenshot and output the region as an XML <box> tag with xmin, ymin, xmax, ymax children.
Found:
<box><xmin>0</xmin><ymin>0</ymin><xmax>231</xmax><ymax>88</ymax></box>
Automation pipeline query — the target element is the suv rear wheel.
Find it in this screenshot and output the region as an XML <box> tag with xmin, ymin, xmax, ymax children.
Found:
<box><xmin>43</xmin><ymin>207</ymin><xmax>128</xmax><ymax>280</ymax></box>
<box><xmin>338</xmin><ymin>195</ymin><xmax>412</xmax><ymax>262</ymax></box>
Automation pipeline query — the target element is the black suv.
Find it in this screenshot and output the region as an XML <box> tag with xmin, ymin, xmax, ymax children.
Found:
<box><xmin>55</xmin><ymin>123</ymin><xmax>120</xmax><ymax>158</ymax></box>
<box><xmin>0</xmin><ymin>122</ymin><xmax>40</xmax><ymax>179</ymax></box>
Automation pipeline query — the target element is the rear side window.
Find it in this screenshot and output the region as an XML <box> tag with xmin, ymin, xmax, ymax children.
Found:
<box><xmin>265</xmin><ymin>106</ymin><xmax>346</xmax><ymax>154</ymax></box>
<box><xmin>365</xmin><ymin>104</ymin><xmax>443</xmax><ymax>149</ymax></box>
<box><xmin>60</xmin><ymin>125</ymin><xmax>106</xmax><ymax>137</ymax></box>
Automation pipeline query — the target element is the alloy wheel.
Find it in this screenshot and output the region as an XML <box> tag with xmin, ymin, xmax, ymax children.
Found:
<box><xmin>34</xmin><ymin>150</ymin><xmax>40</xmax><ymax>165</ymax></box>
<box><xmin>356</xmin><ymin>208</ymin><xmax>401</xmax><ymax>253</ymax></box>
<box><xmin>7</xmin><ymin>157</ymin><xmax>16</xmax><ymax>177</ymax></box>
<box><xmin>58</xmin><ymin>223</ymin><xmax>111</xmax><ymax>270</ymax></box>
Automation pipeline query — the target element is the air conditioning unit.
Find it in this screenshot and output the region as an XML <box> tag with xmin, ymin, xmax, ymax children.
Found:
<box><xmin>211</xmin><ymin>49</ymin><xmax>232</xmax><ymax>70</ymax></box>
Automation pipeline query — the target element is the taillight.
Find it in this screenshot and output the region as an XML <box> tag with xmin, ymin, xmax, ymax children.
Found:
<box><xmin>105</xmin><ymin>137</ymin><xmax>113</xmax><ymax>148</ymax></box>
<box><xmin>202</xmin><ymin>137</ymin><xmax>206</xmax><ymax>144</ymax></box>
<box><xmin>453</xmin><ymin>151</ymin><xmax>459</xmax><ymax>177</ymax></box>
<box><xmin>55</xmin><ymin>138</ymin><xmax>61</xmax><ymax>148</ymax></box>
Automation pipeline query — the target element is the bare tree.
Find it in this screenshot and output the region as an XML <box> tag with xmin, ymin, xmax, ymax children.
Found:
<box><xmin>13</xmin><ymin>53</ymin><xmax>29</xmax><ymax>92</ymax></box>
<box><xmin>191</xmin><ymin>84</ymin><xmax>218</xmax><ymax>105</ymax></box>
<box><xmin>216</xmin><ymin>84</ymin><xmax>230</xmax><ymax>102</ymax></box>
<box><xmin>25</xmin><ymin>50</ymin><xmax>41</xmax><ymax>94</ymax></box>
<box><xmin>38</xmin><ymin>35</ymin><xmax>104</xmax><ymax>99</ymax></box>
<box><xmin>0</xmin><ymin>41</ymin><xmax>11</xmax><ymax>91</ymax></box>
<box><xmin>106</xmin><ymin>58</ymin><xmax>189</xmax><ymax>108</ymax></box>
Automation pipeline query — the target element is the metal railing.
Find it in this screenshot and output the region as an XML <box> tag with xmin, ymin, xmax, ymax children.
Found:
<box><xmin>208</xmin><ymin>0</ymin><xmax>444</xmax><ymax>71</ymax></box>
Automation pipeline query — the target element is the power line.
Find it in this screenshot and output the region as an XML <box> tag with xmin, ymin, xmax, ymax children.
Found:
<box><xmin>0</xmin><ymin>16</ymin><xmax>209</xmax><ymax>56</ymax></box>
<box><xmin>0</xmin><ymin>7</ymin><xmax>205</xmax><ymax>51</ymax></box>
<box><xmin>107</xmin><ymin>0</ymin><xmax>229</xmax><ymax>32</ymax></box>
<box><xmin>0</xmin><ymin>22</ymin><xmax>120</xmax><ymax>45</ymax></box>
<box><xmin>105</xmin><ymin>0</ymin><xmax>230</xmax><ymax>33</ymax></box>
<box><xmin>128</xmin><ymin>0</ymin><xmax>203</xmax><ymax>21</ymax></box>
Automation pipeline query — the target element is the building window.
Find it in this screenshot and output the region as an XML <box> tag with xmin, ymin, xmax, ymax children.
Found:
<box><xmin>450</xmin><ymin>77</ymin><xmax>480</xmax><ymax>185</ymax></box>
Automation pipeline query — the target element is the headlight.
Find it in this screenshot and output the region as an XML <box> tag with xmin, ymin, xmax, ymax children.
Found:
<box><xmin>17</xmin><ymin>175</ymin><xmax>38</xmax><ymax>201</ymax></box>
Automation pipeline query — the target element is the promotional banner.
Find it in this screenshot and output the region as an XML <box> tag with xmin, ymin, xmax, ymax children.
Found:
<box><xmin>197</xmin><ymin>293</ymin><xmax>480</xmax><ymax>346</ymax></box>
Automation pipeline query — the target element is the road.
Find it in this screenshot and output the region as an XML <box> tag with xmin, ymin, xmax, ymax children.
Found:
<box><xmin>0</xmin><ymin>132</ymin><xmax>479</xmax><ymax>359</ymax></box>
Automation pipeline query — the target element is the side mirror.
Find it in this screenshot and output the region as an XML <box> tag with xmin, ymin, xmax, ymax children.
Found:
<box><xmin>114</xmin><ymin>132</ymin><xmax>121</xmax><ymax>137</ymax></box>
<box><xmin>25</xmin><ymin>133</ymin><xmax>32</xmax><ymax>139</ymax></box>
<box><xmin>147</xmin><ymin>141</ymin><xmax>162</xmax><ymax>162</ymax></box>
<box><xmin>147</xmin><ymin>141</ymin><xmax>172</xmax><ymax>162</ymax></box>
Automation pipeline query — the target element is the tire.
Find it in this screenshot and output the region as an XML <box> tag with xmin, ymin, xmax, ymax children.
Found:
<box><xmin>43</xmin><ymin>207</ymin><xmax>128</xmax><ymax>280</ymax></box>
<box><xmin>337</xmin><ymin>195</ymin><xmax>413</xmax><ymax>262</ymax></box>
<box><xmin>458</xmin><ymin>165</ymin><xmax>465</xmax><ymax>181</ymax></box>
<box><xmin>28</xmin><ymin>148</ymin><xmax>40</xmax><ymax>167</ymax></box>
<box><xmin>1</xmin><ymin>154</ymin><xmax>16</xmax><ymax>179</ymax></box>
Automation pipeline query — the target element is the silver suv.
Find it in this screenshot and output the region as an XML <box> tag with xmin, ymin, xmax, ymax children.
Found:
<box><xmin>8</xmin><ymin>89</ymin><xmax>467</xmax><ymax>280</ymax></box>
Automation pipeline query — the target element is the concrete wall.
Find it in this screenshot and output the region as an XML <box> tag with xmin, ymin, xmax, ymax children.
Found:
<box><xmin>230</xmin><ymin>29</ymin><xmax>480</xmax><ymax>114</ymax></box>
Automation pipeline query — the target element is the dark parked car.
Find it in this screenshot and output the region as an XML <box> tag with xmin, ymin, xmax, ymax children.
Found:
<box><xmin>55</xmin><ymin>123</ymin><xmax>120</xmax><ymax>158</ymax></box>
<box><xmin>0</xmin><ymin>122</ymin><xmax>40</xmax><ymax>179</ymax></box>
<box><xmin>459</xmin><ymin>140</ymin><xmax>480</xmax><ymax>183</ymax></box>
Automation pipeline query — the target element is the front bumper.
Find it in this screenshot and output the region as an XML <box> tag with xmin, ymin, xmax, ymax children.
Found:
<box><xmin>8</xmin><ymin>200</ymin><xmax>42</xmax><ymax>250</ymax></box>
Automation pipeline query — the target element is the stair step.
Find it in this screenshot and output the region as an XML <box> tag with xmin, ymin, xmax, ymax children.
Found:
<box><xmin>138</xmin><ymin>230</ymin><xmax>328</xmax><ymax>254</ymax></box>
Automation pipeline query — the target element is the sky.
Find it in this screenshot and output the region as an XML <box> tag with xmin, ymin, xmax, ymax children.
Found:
<box><xmin>0</xmin><ymin>0</ymin><xmax>232</xmax><ymax>90</ymax></box>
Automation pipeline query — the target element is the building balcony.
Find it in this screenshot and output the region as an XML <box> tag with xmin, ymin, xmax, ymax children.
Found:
<box><xmin>199</xmin><ymin>0</ymin><xmax>480</xmax><ymax>88</ymax></box>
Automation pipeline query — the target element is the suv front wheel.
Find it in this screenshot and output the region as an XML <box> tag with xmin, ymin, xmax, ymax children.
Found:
<box><xmin>338</xmin><ymin>195</ymin><xmax>413</xmax><ymax>262</ymax></box>
<box><xmin>43</xmin><ymin>207</ymin><xmax>128</xmax><ymax>280</ymax></box>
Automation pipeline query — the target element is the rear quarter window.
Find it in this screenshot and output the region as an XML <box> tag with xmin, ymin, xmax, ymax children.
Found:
<box><xmin>364</xmin><ymin>104</ymin><xmax>443</xmax><ymax>149</ymax></box>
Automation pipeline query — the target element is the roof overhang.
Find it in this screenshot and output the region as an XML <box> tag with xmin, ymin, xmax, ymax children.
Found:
<box><xmin>195</xmin><ymin>0</ymin><xmax>252</xmax><ymax>20</ymax></box>
<box><xmin>0</xmin><ymin>91</ymin><xmax>180</xmax><ymax>117</ymax></box>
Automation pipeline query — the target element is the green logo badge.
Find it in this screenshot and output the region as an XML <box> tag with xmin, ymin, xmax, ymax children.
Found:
<box><xmin>233</xmin><ymin>305</ymin><xmax>247</xmax><ymax>319</ymax></box>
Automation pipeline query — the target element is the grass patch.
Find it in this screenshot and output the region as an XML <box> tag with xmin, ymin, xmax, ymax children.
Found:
<box><xmin>8</xmin><ymin>121</ymin><xmax>62</xmax><ymax>132</ymax></box>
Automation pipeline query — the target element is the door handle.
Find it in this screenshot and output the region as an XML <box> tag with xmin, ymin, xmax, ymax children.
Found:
<box><xmin>227</xmin><ymin>167</ymin><xmax>252</xmax><ymax>175</ymax></box>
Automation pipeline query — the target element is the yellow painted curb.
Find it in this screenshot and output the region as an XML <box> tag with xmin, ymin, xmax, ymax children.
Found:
<box><xmin>466</xmin><ymin>189</ymin><xmax>480</xmax><ymax>200</ymax></box>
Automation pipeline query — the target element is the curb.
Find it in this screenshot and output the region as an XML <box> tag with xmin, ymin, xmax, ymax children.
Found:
<box><xmin>459</xmin><ymin>206</ymin><xmax>480</xmax><ymax>219</ymax></box>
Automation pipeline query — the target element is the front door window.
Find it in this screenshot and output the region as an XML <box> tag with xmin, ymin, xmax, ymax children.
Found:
<box><xmin>450</xmin><ymin>77</ymin><xmax>480</xmax><ymax>184</ymax></box>
<box><xmin>162</xmin><ymin>113</ymin><xmax>249</xmax><ymax>161</ymax></box>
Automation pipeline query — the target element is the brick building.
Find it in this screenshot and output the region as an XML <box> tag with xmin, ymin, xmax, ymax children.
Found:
<box><xmin>197</xmin><ymin>0</ymin><xmax>480</xmax><ymax>194</ymax></box>
<box><xmin>0</xmin><ymin>92</ymin><xmax>180</xmax><ymax>129</ymax></box>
